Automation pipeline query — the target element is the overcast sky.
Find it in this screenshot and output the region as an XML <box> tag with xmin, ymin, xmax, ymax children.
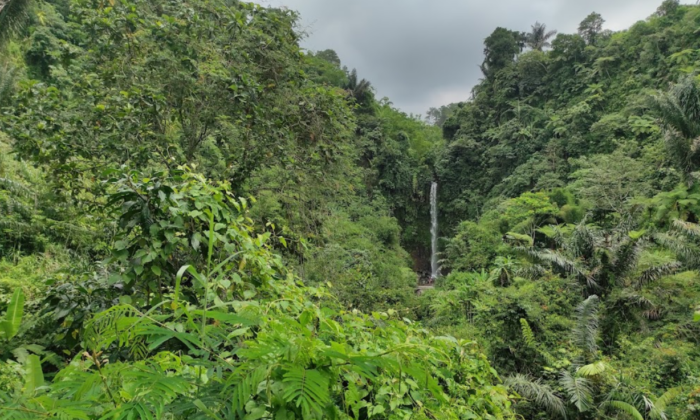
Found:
<box><xmin>262</xmin><ymin>0</ymin><xmax>696</xmax><ymax>116</ymax></box>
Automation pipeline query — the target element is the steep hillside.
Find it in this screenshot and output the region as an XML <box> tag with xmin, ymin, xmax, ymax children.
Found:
<box><xmin>420</xmin><ymin>2</ymin><xmax>700</xmax><ymax>418</ymax></box>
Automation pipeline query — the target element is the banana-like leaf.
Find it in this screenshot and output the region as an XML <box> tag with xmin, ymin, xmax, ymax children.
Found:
<box><xmin>577</xmin><ymin>361</ymin><xmax>608</xmax><ymax>377</ymax></box>
<box><xmin>603</xmin><ymin>400</ymin><xmax>644</xmax><ymax>420</ymax></box>
<box><xmin>0</xmin><ymin>288</ymin><xmax>25</xmax><ymax>340</ymax></box>
<box><xmin>24</xmin><ymin>354</ymin><xmax>44</xmax><ymax>396</ymax></box>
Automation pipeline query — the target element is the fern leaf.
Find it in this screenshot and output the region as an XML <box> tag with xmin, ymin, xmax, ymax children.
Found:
<box><xmin>0</xmin><ymin>177</ymin><xmax>34</xmax><ymax>198</ymax></box>
<box><xmin>520</xmin><ymin>319</ymin><xmax>536</xmax><ymax>348</ymax></box>
<box><xmin>227</xmin><ymin>366</ymin><xmax>268</xmax><ymax>416</ymax></box>
<box><xmin>84</xmin><ymin>305</ymin><xmax>149</xmax><ymax>352</ymax></box>
<box><xmin>282</xmin><ymin>367</ymin><xmax>329</xmax><ymax>417</ymax></box>
<box><xmin>121</xmin><ymin>366</ymin><xmax>193</xmax><ymax>418</ymax></box>
<box><xmin>103</xmin><ymin>402</ymin><xmax>156</xmax><ymax>420</ymax></box>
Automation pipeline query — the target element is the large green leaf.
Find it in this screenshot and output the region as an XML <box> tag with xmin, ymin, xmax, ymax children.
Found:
<box><xmin>603</xmin><ymin>400</ymin><xmax>644</xmax><ymax>420</ymax></box>
<box><xmin>24</xmin><ymin>355</ymin><xmax>44</xmax><ymax>396</ymax></box>
<box><xmin>0</xmin><ymin>288</ymin><xmax>25</xmax><ymax>340</ymax></box>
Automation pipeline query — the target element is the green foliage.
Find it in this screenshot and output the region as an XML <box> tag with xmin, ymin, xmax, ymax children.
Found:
<box><xmin>570</xmin><ymin>150</ymin><xmax>652</xmax><ymax>216</ymax></box>
<box><xmin>444</xmin><ymin>221</ymin><xmax>503</xmax><ymax>271</ymax></box>
<box><xmin>2</xmin><ymin>0</ymin><xmax>700</xmax><ymax>418</ymax></box>
<box><xmin>302</xmin><ymin>200</ymin><xmax>417</xmax><ymax>312</ymax></box>
<box><xmin>0</xmin><ymin>0</ymin><xmax>31</xmax><ymax>45</ymax></box>
<box><xmin>481</xmin><ymin>27</ymin><xmax>524</xmax><ymax>79</ymax></box>
<box><xmin>436</xmin><ymin>4</ymin><xmax>700</xmax><ymax>230</ymax></box>
<box><xmin>0</xmin><ymin>137</ymin><xmax>95</xmax><ymax>257</ymax></box>
<box><xmin>0</xmin><ymin>172</ymin><xmax>515</xmax><ymax>419</ymax></box>
<box><xmin>430</xmin><ymin>4</ymin><xmax>700</xmax><ymax>419</ymax></box>
<box><xmin>504</xmin><ymin>374</ymin><xmax>566</xmax><ymax>418</ymax></box>
<box><xmin>5</xmin><ymin>0</ymin><xmax>355</xmax><ymax>194</ymax></box>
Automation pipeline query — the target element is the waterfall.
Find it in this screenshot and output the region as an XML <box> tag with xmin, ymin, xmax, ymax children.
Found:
<box><xmin>430</xmin><ymin>181</ymin><xmax>439</xmax><ymax>280</ymax></box>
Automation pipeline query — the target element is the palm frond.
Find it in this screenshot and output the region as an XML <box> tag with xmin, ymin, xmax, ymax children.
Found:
<box><xmin>517</xmin><ymin>264</ymin><xmax>547</xmax><ymax>279</ymax></box>
<box><xmin>505</xmin><ymin>374</ymin><xmax>567</xmax><ymax>418</ymax></box>
<box><xmin>672</xmin><ymin>219</ymin><xmax>700</xmax><ymax>237</ymax></box>
<box><xmin>652</xmin><ymin>232</ymin><xmax>700</xmax><ymax>266</ymax></box>
<box><xmin>0</xmin><ymin>177</ymin><xmax>35</xmax><ymax>198</ymax></box>
<box><xmin>619</xmin><ymin>290</ymin><xmax>655</xmax><ymax>308</ymax></box>
<box><xmin>568</xmin><ymin>223</ymin><xmax>598</xmax><ymax>260</ymax></box>
<box><xmin>559</xmin><ymin>370</ymin><xmax>593</xmax><ymax>413</ymax></box>
<box><xmin>650</xmin><ymin>77</ymin><xmax>700</xmax><ymax>180</ymax></box>
<box><xmin>572</xmin><ymin>295</ymin><xmax>599</xmax><ymax>361</ymax></box>
<box><xmin>518</xmin><ymin>247</ymin><xmax>594</xmax><ymax>286</ymax></box>
<box><xmin>612</xmin><ymin>237</ymin><xmax>643</xmax><ymax>279</ymax></box>
<box><xmin>649</xmin><ymin>386</ymin><xmax>686</xmax><ymax>420</ymax></box>
<box><xmin>636</xmin><ymin>262</ymin><xmax>682</xmax><ymax>289</ymax></box>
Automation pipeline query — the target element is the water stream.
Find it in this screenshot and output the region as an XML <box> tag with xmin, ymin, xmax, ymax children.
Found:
<box><xmin>430</xmin><ymin>181</ymin><xmax>439</xmax><ymax>280</ymax></box>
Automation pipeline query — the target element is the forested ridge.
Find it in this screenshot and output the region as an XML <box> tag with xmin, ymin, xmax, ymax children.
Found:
<box><xmin>0</xmin><ymin>0</ymin><xmax>699</xmax><ymax>418</ymax></box>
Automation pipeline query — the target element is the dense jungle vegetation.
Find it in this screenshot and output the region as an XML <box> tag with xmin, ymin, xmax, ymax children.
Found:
<box><xmin>0</xmin><ymin>0</ymin><xmax>700</xmax><ymax>418</ymax></box>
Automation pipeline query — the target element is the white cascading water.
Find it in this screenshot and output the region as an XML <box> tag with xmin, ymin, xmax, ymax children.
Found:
<box><xmin>430</xmin><ymin>181</ymin><xmax>439</xmax><ymax>280</ymax></box>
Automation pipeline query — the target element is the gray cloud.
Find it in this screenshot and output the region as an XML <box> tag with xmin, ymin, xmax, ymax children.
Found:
<box><xmin>263</xmin><ymin>0</ymin><xmax>695</xmax><ymax>115</ymax></box>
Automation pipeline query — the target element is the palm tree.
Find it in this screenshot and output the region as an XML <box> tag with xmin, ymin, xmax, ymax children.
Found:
<box><xmin>508</xmin><ymin>296</ymin><xmax>683</xmax><ymax>419</ymax></box>
<box><xmin>520</xmin><ymin>223</ymin><xmax>680</xmax><ymax>296</ymax></box>
<box><xmin>344</xmin><ymin>69</ymin><xmax>373</xmax><ymax>106</ymax></box>
<box><xmin>0</xmin><ymin>0</ymin><xmax>32</xmax><ymax>45</ymax></box>
<box><xmin>650</xmin><ymin>77</ymin><xmax>700</xmax><ymax>185</ymax></box>
<box><xmin>489</xmin><ymin>256</ymin><xmax>518</xmax><ymax>287</ymax></box>
<box><xmin>526</xmin><ymin>22</ymin><xmax>557</xmax><ymax>51</ymax></box>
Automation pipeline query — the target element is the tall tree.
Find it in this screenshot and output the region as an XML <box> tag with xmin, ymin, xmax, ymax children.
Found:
<box><xmin>481</xmin><ymin>27</ymin><xmax>524</xmax><ymax>78</ymax></box>
<box><xmin>578</xmin><ymin>12</ymin><xmax>605</xmax><ymax>45</ymax></box>
<box><xmin>426</xmin><ymin>103</ymin><xmax>459</xmax><ymax>127</ymax></box>
<box><xmin>526</xmin><ymin>22</ymin><xmax>557</xmax><ymax>51</ymax></box>
<box><xmin>314</xmin><ymin>49</ymin><xmax>341</xmax><ymax>67</ymax></box>
<box><xmin>656</xmin><ymin>0</ymin><xmax>680</xmax><ymax>17</ymax></box>
<box><xmin>651</xmin><ymin>77</ymin><xmax>700</xmax><ymax>185</ymax></box>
